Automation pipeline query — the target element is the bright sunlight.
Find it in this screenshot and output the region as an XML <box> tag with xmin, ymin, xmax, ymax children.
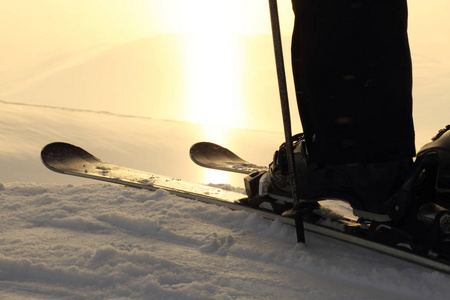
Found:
<box><xmin>178</xmin><ymin>1</ymin><xmax>249</xmax><ymax>129</ymax></box>
<box><xmin>179</xmin><ymin>1</ymin><xmax>249</xmax><ymax>183</ymax></box>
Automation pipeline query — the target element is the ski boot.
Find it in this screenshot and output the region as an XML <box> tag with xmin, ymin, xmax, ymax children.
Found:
<box><xmin>243</xmin><ymin>126</ymin><xmax>450</xmax><ymax>256</ymax></box>
<box><xmin>243</xmin><ymin>133</ymin><xmax>411</xmax><ymax>222</ymax></box>
<box><xmin>242</xmin><ymin>134</ymin><xmax>322</xmax><ymax>218</ymax></box>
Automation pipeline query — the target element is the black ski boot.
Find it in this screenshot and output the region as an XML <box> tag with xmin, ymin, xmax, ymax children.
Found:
<box><xmin>242</xmin><ymin>134</ymin><xmax>321</xmax><ymax>216</ymax></box>
<box><xmin>244</xmin><ymin>133</ymin><xmax>411</xmax><ymax>222</ymax></box>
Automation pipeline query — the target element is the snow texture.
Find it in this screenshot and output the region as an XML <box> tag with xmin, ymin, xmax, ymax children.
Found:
<box><xmin>1</xmin><ymin>182</ymin><xmax>449</xmax><ymax>299</ymax></box>
<box><xmin>0</xmin><ymin>100</ymin><xmax>449</xmax><ymax>299</ymax></box>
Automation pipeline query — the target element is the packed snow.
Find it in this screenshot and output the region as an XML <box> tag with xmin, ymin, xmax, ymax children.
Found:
<box><xmin>1</xmin><ymin>100</ymin><xmax>449</xmax><ymax>299</ymax></box>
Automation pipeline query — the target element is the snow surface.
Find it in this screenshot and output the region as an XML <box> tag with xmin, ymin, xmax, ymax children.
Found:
<box><xmin>1</xmin><ymin>100</ymin><xmax>450</xmax><ymax>299</ymax></box>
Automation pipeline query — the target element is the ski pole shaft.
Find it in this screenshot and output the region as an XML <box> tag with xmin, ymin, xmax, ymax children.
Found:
<box><xmin>267</xmin><ymin>0</ymin><xmax>305</xmax><ymax>243</ymax></box>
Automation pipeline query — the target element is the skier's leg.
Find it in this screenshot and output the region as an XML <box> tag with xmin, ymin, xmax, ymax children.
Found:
<box><xmin>291</xmin><ymin>0</ymin><xmax>415</xmax><ymax>164</ymax></box>
<box><xmin>284</xmin><ymin>0</ymin><xmax>416</xmax><ymax>220</ymax></box>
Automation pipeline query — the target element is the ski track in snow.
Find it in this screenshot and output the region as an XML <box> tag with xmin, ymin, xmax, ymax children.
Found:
<box><xmin>0</xmin><ymin>182</ymin><xmax>449</xmax><ymax>299</ymax></box>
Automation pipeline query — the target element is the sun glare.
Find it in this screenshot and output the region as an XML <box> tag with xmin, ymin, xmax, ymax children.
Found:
<box><xmin>150</xmin><ymin>0</ymin><xmax>268</xmax><ymax>35</ymax></box>
<box><xmin>182</xmin><ymin>34</ymin><xmax>244</xmax><ymax>128</ymax></box>
<box><xmin>179</xmin><ymin>1</ymin><xmax>248</xmax><ymax>132</ymax></box>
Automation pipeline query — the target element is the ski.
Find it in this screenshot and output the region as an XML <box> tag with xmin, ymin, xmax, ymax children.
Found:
<box><xmin>41</xmin><ymin>142</ymin><xmax>450</xmax><ymax>274</ymax></box>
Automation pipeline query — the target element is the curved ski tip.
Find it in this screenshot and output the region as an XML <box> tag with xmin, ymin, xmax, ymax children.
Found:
<box><xmin>190</xmin><ymin>142</ymin><xmax>222</xmax><ymax>152</ymax></box>
<box><xmin>41</xmin><ymin>142</ymin><xmax>100</xmax><ymax>167</ymax></box>
<box><xmin>190</xmin><ymin>142</ymin><xmax>235</xmax><ymax>156</ymax></box>
<box><xmin>189</xmin><ymin>142</ymin><xmax>245</xmax><ymax>163</ymax></box>
<box><xmin>189</xmin><ymin>142</ymin><xmax>211</xmax><ymax>164</ymax></box>
<box><xmin>190</xmin><ymin>142</ymin><xmax>221</xmax><ymax>159</ymax></box>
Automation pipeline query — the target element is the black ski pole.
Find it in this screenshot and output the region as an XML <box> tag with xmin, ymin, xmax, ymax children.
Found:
<box><xmin>267</xmin><ymin>0</ymin><xmax>305</xmax><ymax>243</ymax></box>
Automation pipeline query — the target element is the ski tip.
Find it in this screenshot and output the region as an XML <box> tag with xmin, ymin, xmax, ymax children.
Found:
<box><xmin>41</xmin><ymin>142</ymin><xmax>100</xmax><ymax>171</ymax></box>
<box><xmin>189</xmin><ymin>142</ymin><xmax>248</xmax><ymax>169</ymax></box>
<box><xmin>190</xmin><ymin>142</ymin><xmax>244</xmax><ymax>162</ymax></box>
<box><xmin>189</xmin><ymin>142</ymin><xmax>223</xmax><ymax>155</ymax></box>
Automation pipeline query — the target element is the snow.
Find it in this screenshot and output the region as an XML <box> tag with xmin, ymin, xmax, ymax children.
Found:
<box><xmin>0</xmin><ymin>100</ymin><xmax>449</xmax><ymax>299</ymax></box>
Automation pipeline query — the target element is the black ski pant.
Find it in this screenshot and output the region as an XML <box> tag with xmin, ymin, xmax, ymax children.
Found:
<box><xmin>291</xmin><ymin>0</ymin><xmax>416</xmax><ymax>165</ymax></box>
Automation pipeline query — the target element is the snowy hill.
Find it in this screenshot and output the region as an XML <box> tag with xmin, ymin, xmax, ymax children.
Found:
<box><xmin>0</xmin><ymin>100</ymin><xmax>449</xmax><ymax>299</ymax></box>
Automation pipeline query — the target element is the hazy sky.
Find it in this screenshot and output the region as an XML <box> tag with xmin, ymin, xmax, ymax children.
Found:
<box><xmin>0</xmin><ymin>0</ymin><xmax>293</xmax><ymax>66</ymax></box>
<box><xmin>1</xmin><ymin>0</ymin><xmax>448</xmax><ymax>80</ymax></box>
<box><xmin>1</xmin><ymin>0</ymin><xmax>449</xmax><ymax>135</ymax></box>
<box><xmin>2</xmin><ymin>2</ymin><xmax>448</xmax><ymax>46</ymax></box>
<box><xmin>0</xmin><ymin>0</ymin><xmax>294</xmax><ymax>132</ymax></box>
